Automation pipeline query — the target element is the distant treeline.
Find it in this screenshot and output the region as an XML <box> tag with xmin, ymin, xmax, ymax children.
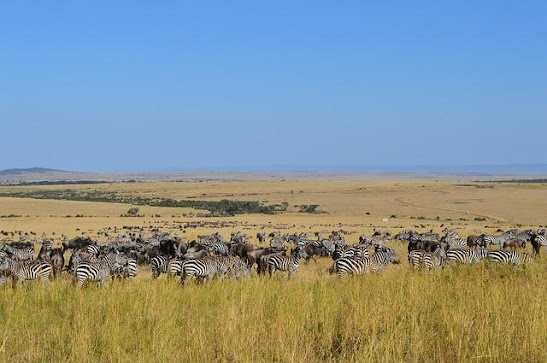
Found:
<box><xmin>475</xmin><ymin>179</ymin><xmax>547</xmax><ymax>184</ymax></box>
<box><xmin>0</xmin><ymin>189</ymin><xmax>284</xmax><ymax>216</ymax></box>
<box><xmin>4</xmin><ymin>180</ymin><xmax>111</xmax><ymax>186</ymax></box>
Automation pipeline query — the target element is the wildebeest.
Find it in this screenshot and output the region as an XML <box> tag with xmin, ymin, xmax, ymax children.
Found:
<box><xmin>63</xmin><ymin>237</ymin><xmax>96</xmax><ymax>251</ymax></box>
<box><xmin>49</xmin><ymin>248</ymin><xmax>65</xmax><ymax>276</ymax></box>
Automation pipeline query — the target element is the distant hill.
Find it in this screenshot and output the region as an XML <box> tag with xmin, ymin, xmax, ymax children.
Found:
<box><xmin>0</xmin><ymin>167</ymin><xmax>72</xmax><ymax>176</ymax></box>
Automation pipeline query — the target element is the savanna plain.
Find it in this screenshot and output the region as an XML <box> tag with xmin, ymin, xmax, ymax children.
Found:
<box><xmin>0</xmin><ymin>179</ymin><xmax>545</xmax><ymax>362</ymax></box>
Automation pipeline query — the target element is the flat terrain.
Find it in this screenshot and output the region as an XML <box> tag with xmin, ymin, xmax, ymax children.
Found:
<box><xmin>0</xmin><ymin>179</ymin><xmax>546</xmax><ymax>362</ymax></box>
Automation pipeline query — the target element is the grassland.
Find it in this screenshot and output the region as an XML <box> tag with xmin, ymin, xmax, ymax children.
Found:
<box><xmin>0</xmin><ymin>179</ymin><xmax>546</xmax><ymax>362</ymax></box>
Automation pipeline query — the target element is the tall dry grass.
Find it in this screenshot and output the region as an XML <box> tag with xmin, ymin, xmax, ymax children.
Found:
<box><xmin>0</xmin><ymin>249</ymin><xmax>545</xmax><ymax>362</ymax></box>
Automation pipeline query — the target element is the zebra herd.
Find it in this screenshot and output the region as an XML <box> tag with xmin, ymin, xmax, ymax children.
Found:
<box><xmin>402</xmin><ymin>228</ymin><xmax>542</xmax><ymax>270</ymax></box>
<box><xmin>0</xmin><ymin>226</ymin><xmax>544</xmax><ymax>287</ymax></box>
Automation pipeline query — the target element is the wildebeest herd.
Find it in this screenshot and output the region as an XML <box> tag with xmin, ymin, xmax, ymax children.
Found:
<box><xmin>0</xmin><ymin>227</ymin><xmax>545</xmax><ymax>287</ymax></box>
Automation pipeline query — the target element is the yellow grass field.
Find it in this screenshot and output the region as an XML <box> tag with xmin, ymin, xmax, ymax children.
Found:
<box><xmin>0</xmin><ymin>180</ymin><xmax>546</xmax><ymax>362</ymax></box>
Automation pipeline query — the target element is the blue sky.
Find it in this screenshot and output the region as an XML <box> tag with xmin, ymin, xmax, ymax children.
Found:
<box><xmin>1</xmin><ymin>1</ymin><xmax>546</xmax><ymax>172</ymax></box>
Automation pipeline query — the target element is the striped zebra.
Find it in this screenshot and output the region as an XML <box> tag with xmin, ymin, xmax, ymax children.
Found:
<box><xmin>214</xmin><ymin>256</ymin><xmax>250</xmax><ymax>279</ymax></box>
<box><xmin>181</xmin><ymin>257</ymin><xmax>219</xmax><ymax>285</ymax></box>
<box><xmin>0</xmin><ymin>257</ymin><xmax>53</xmax><ymax>286</ymax></box>
<box><xmin>116</xmin><ymin>257</ymin><xmax>138</xmax><ymax>280</ymax></box>
<box><xmin>267</xmin><ymin>247</ymin><xmax>306</xmax><ymax>278</ymax></box>
<box><xmin>358</xmin><ymin>235</ymin><xmax>374</xmax><ymax>247</ymax></box>
<box><xmin>0</xmin><ymin>244</ymin><xmax>34</xmax><ymax>261</ymax></box>
<box><xmin>75</xmin><ymin>252</ymin><xmax>124</xmax><ymax>287</ymax></box>
<box><xmin>333</xmin><ymin>248</ymin><xmax>399</xmax><ymax>278</ymax></box>
<box><xmin>487</xmin><ymin>250</ymin><xmax>532</xmax><ymax>266</ymax></box>
<box><xmin>167</xmin><ymin>259</ymin><xmax>184</xmax><ymax>279</ymax></box>
<box><xmin>204</xmin><ymin>242</ymin><xmax>229</xmax><ymax>256</ymax></box>
<box><xmin>446</xmin><ymin>248</ymin><xmax>488</xmax><ymax>264</ymax></box>
<box><xmin>332</xmin><ymin>245</ymin><xmax>369</xmax><ymax>261</ymax></box>
<box><xmin>443</xmin><ymin>230</ymin><xmax>466</xmax><ymax>250</ymax></box>
<box><xmin>319</xmin><ymin>239</ymin><xmax>336</xmax><ymax>254</ymax></box>
<box><xmin>531</xmin><ymin>234</ymin><xmax>547</xmax><ymax>254</ymax></box>
<box><xmin>151</xmin><ymin>256</ymin><xmax>169</xmax><ymax>279</ymax></box>
<box><xmin>86</xmin><ymin>244</ymin><xmax>100</xmax><ymax>257</ymax></box>
<box><xmin>257</xmin><ymin>252</ymin><xmax>285</xmax><ymax>275</ymax></box>
<box><xmin>408</xmin><ymin>247</ymin><xmax>446</xmax><ymax>271</ymax></box>
<box><xmin>481</xmin><ymin>233</ymin><xmax>515</xmax><ymax>249</ymax></box>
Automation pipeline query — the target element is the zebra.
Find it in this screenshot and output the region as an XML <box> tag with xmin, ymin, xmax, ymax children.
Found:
<box><xmin>408</xmin><ymin>246</ymin><xmax>446</xmax><ymax>271</ymax></box>
<box><xmin>181</xmin><ymin>257</ymin><xmax>219</xmax><ymax>285</ymax></box>
<box><xmin>446</xmin><ymin>248</ymin><xmax>488</xmax><ymax>264</ymax></box>
<box><xmin>267</xmin><ymin>247</ymin><xmax>307</xmax><ymax>278</ymax></box>
<box><xmin>213</xmin><ymin>256</ymin><xmax>250</xmax><ymax>279</ymax></box>
<box><xmin>443</xmin><ymin>230</ymin><xmax>466</xmax><ymax>250</ymax></box>
<box><xmin>167</xmin><ymin>259</ymin><xmax>184</xmax><ymax>279</ymax></box>
<box><xmin>487</xmin><ymin>250</ymin><xmax>532</xmax><ymax>266</ymax></box>
<box><xmin>333</xmin><ymin>249</ymin><xmax>398</xmax><ymax>278</ymax></box>
<box><xmin>75</xmin><ymin>252</ymin><xmax>124</xmax><ymax>287</ymax></box>
<box><xmin>0</xmin><ymin>257</ymin><xmax>53</xmax><ymax>286</ymax></box>
<box><xmin>204</xmin><ymin>242</ymin><xmax>229</xmax><ymax>256</ymax></box>
<box><xmin>481</xmin><ymin>233</ymin><xmax>514</xmax><ymax>249</ymax></box>
<box><xmin>319</xmin><ymin>239</ymin><xmax>336</xmax><ymax>254</ymax></box>
<box><xmin>372</xmin><ymin>247</ymin><xmax>400</xmax><ymax>265</ymax></box>
<box><xmin>115</xmin><ymin>257</ymin><xmax>138</xmax><ymax>280</ymax></box>
<box><xmin>151</xmin><ymin>256</ymin><xmax>169</xmax><ymax>279</ymax></box>
<box><xmin>531</xmin><ymin>234</ymin><xmax>547</xmax><ymax>255</ymax></box>
<box><xmin>0</xmin><ymin>244</ymin><xmax>34</xmax><ymax>261</ymax></box>
<box><xmin>358</xmin><ymin>235</ymin><xmax>375</xmax><ymax>247</ymax></box>
<box><xmin>86</xmin><ymin>244</ymin><xmax>100</xmax><ymax>257</ymax></box>
<box><xmin>332</xmin><ymin>245</ymin><xmax>369</xmax><ymax>261</ymax></box>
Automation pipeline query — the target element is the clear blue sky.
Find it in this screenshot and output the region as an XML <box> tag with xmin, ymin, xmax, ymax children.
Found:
<box><xmin>1</xmin><ymin>1</ymin><xmax>546</xmax><ymax>172</ymax></box>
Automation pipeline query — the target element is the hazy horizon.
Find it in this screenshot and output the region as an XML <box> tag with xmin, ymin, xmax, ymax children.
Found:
<box><xmin>3</xmin><ymin>163</ymin><xmax>547</xmax><ymax>176</ymax></box>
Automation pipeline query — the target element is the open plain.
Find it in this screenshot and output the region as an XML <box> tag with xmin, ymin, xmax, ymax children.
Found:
<box><xmin>0</xmin><ymin>178</ymin><xmax>546</xmax><ymax>362</ymax></box>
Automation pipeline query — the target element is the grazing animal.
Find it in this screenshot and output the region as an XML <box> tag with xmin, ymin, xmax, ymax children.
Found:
<box><xmin>487</xmin><ymin>250</ymin><xmax>532</xmax><ymax>266</ymax></box>
<box><xmin>266</xmin><ymin>247</ymin><xmax>307</xmax><ymax>279</ymax></box>
<box><xmin>75</xmin><ymin>252</ymin><xmax>124</xmax><ymax>287</ymax></box>
<box><xmin>181</xmin><ymin>257</ymin><xmax>219</xmax><ymax>285</ymax></box>
<box><xmin>531</xmin><ymin>234</ymin><xmax>547</xmax><ymax>255</ymax></box>
<box><xmin>481</xmin><ymin>232</ymin><xmax>516</xmax><ymax>249</ymax></box>
<box><xmin>466</xmin><ymin>235</ymin><xmax>486</xmax><ymax>249</ymax></box>
<box><xmin>151</xmin><ymin>256</ymin><xmax>169</xmax><ymax>279</ymax></box>
<box><xmin>0</xmin><ymin>257</ymin><xmax>52</xmax><ymax>286</ymax></box>
<box><xmin>502</xmin><ymin>238</ymin><xmax>526</xmax><ymax>250</ymax></box>
<box><xmin>117</xmin><ymin>258</ymin><xmax>138</xmax><ymax>280</ymax></box>
<box><xmin>167</xmin><ymin>259</ymin><xmax>184</xmax><ymax>279</ymax></box>
<box><xmin>256</xmin><ymin>233</ymin><xmax>266</xmax><ymax>244</ymax></box>
<box><xmin>49</xmin><ymin>248</ymin><xmax>65</xmax><ymax>276</ymax></box>
<box><xmin>408</xmin><ymin>246</ymin><xmax>446</xmax><ymax>271</ymax></box>
<box><xmin>0</xmin><ymin>244</ymin><xmax>34</xmax><ymax>261</ymax></box>
<box><xmin>446</xmin><ymin>249</ymin><xmax>488</xmax><ymax>264</ymax></box>
<box><xmin>332</xmin><ymin>248</ymin><xmax>398</xmax><ymax>278</ymax></box>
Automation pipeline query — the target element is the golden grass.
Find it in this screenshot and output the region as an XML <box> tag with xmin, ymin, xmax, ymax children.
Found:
<box><xmin>0</xmin><ymin>180</ymin><xmax>546</xmax><ymax>362</ymax></box>
<box><xmin>1</xmin><ymin>256</ymin><xmax>545</xmax><ymax>362</ymax></box>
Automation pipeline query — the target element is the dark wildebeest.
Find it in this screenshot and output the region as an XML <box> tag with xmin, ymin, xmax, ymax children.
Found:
<box><xmin>466</xmin><ymin>235</ymin><xmax>485</xmax><ymax>249</ymax></box>
<box><xmin>256</xmin><ymin>233</ymin><xmax>266</xmax><ymax>244</ymax></box>
<box><xmin>63</xmin><ymin>237</ymin><xmax>96</xmax><ymax>251</ymax></box>
<box><xmin>502</xmin><ymin>238</ymin><xmax>526</xmax><ymax>250</ymax></box>
<box><xmin>302</xmin><ymin>243</ymin><xmax>326</xmax><ymax>263</ymax></box>
<box><xmin>531</xmin><ymin>233</ymin><xmax>547</xmax><ymax>255</ymax></box>
<box><xmin>38</xmin><ymin>241</ymin><xmax>53</xmax><ymax>260</ymax></box>
<box><xmin>49</xmin><ymin>248</ymin><xmax>65</xmax><ymax>277</ymax></box>
<box><xmin>230</xmin><ymin>243</ymin><xmax>258</xmax><ymax>261</ymax></box>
